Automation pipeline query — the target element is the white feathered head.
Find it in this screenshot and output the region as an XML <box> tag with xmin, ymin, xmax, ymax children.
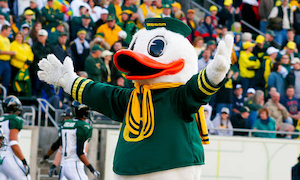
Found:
<box><xmin>113</xmin><ymin>17</ymin><xmax>198</xmax><ymax>85</ymax></box>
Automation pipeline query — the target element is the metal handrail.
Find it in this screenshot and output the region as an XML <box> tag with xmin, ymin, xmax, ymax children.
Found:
<box><xmin>93</xmin><ymin>124</ymin><xmax>300</xmax><ymax>138</ymax></box>
<box><xmin>22</xmin><ymin>105</ymin><xmax>36</xmax><ymax>126</ymax></box>
<box><xmin>0</xmin><ymin>84</ymin><xmax>7</xmax><ymax>99</ymax></box>
<box><xmin>36</xmin><ymin>98</ymin><xmax>62</xmax><ymax>130</ymax></box>
<box><xmin>191</xmin><ymin>0</ymin><xmax>265</xmax><ymax>35</ymax></box>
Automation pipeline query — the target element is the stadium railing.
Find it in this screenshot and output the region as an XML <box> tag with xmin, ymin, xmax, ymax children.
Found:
<box><xmin>23</xmin><ymin>105</ymin><xmax>36</xmax><ymax>126</ymax></box>
<box><xmin>36</xmin><ymin>98</ymin><xmax>64</xmax><ymax>129</ymax></box>
<box><xmin>0</xmin><ymin>84</ymin><xmax>7</xmax><ymax>99</ymax></box>
<box><xmin>92</xmin><ymin>123</ymin><xmax>300</xmax><ymax>138</ymax></box>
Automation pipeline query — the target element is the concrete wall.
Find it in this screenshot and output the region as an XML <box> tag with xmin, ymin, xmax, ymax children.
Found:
<box><xmin>101</xmin><ymin>130</ymin><xmax>300</xmax><ymax>180</ymax></box>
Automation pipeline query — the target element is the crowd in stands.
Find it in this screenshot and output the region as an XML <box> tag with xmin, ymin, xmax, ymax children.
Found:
<box><xmin>0</xmin><ymin>0</ymin><xmax>300</xmax><ymax>139</ymax></box>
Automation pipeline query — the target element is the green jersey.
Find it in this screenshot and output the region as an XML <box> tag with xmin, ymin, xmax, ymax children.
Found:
<box><xmin>71</xmin><ymin>69</ymin><xmax>222</xmax><ymax>175</ymax></box>
<box><xmin>61</xmin><ymin>119</ymin><xmax>92</xmax><ymax>162</ymax></box>
<box><xmin>0</xmin><ymin>114</ymin><xmax>23</xmax><ymax>156</ymax></box>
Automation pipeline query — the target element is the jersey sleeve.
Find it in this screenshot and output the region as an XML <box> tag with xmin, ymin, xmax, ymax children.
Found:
<box><xmin>71</xmin><ymin>78</ymin><xmax>132</xmax><ymax>122</ymax></box>
<box><xmin>172</xmin><ymin>68</ymin><xmax>224</xmax><ymax>122</ymax></box>
<box><xmin>76</xmin><ymin>124</ymin><xmax>93</xmax><ymax>142</ymax></box>
<box><xmin>9</xmin><ymin>117</ymin><xmax>23</xmax><ymax>131</ymax></box>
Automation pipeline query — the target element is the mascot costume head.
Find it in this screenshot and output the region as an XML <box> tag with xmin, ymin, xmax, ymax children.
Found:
<box><xmin>38</xmin><ymin>17</ymin><xmax>233</xmax><ymax>180</ymax></box>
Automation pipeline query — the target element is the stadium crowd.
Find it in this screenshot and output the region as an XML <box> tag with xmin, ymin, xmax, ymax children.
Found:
<box><xmin>0</xmin><ymin>0</ymin><xmax>300</xmax><ymax>139</ymax></box>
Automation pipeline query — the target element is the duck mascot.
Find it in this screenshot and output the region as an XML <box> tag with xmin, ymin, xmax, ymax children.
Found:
<box><xmin>37</xmin><ymin>17</ymin><xmax>233</xmax><ymax>180</ymax></box>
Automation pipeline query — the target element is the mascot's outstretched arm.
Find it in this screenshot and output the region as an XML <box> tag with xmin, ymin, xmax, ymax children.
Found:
<box><xmin>37</xmin><ymin>54</ymin><xmax>78</xmax><ymax>94</ymax></box>
<box><xmin>206</xmin><ymin>34</ymin><xmax>233</xmax><ymax>86</ymax></box>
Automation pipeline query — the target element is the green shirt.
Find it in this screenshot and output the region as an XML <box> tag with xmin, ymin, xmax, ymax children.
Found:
<box><xmin>84</xmin><ymin>54</ymin><xmax>107</xmax><ymax>82</ymax></box>
<box><xmin>71</xmin><ymin>69</ymin><xmax>222</xmax><ymax>175</ymax></box>
<box><xmin>41</xmin><ymin>6</ymin><xmax>64</xmax><ymax>29</ymax></box>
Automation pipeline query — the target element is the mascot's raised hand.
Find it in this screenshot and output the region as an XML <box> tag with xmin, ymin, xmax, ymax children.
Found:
<box><xmin>37</xmin><ymin>54</ymin><xmax>78</xmax><ymax>94</ymax></box>
<box><xmin>206</xmin><ymin>34</ymin><xmax>234</xmax><ymax>86</ymax></box>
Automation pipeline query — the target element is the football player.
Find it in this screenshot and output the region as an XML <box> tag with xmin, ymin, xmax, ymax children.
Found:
<box><xmin>0</xmin><ymin>95</ymin><xmax>30</xmax><ymax>179</ymax></box>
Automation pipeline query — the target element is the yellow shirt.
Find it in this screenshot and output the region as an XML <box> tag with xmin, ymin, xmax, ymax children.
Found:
<box><xmin>239</xmin><ymin>50</ymin><xmax>261</xmax><ymax>78</ymax></box>
<box><xmin>96</xmin><ymin>23</ymin><xmax>122</xmax><ymax>46</ymax></box>
<box><xmin>0</xmin><ymin>34</ymin><xmax>12</xmax><ymax>61</ymax></box>
<box><xmin>10</xmin><ymin>41</ymin><xmax>34</xmax><ymax>69</ymax></box>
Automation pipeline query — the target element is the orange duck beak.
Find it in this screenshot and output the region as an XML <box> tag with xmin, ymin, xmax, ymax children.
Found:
<box><xmin>113</xmin><ymin>49</ymin><xmax>185</xmax><ymax>80</ymax></box>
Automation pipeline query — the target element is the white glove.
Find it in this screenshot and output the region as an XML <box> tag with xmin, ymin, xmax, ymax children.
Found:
<box><xmin>93</xmin><ymin>170</ymin><xmax>100</xmax><ymax>179</ymax></box>
<box><xmin>37</xmin><ymin>54</ymin><xmax>78</xmax><ymax>94</ymax></box>
<box><xmin>206</xmin><ymin>34</ymin><xmax>234</xmax><ymax>86</ymax></box>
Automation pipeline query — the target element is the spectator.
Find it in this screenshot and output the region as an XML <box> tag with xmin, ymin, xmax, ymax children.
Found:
<box><xmin>197</xmin><ymin>49</ymin><xmax>212</xmax><ymax>71</ymax></box>
<box><xmin>268</xmin><ymin>62</ymin><xmax>285</xmax><ymax>95</ymax></box>
<box><xmin>70</xmin><ymin>0</ymin><xmax>91</xmax><ymax>17</ymax></box>
<box><xmin>108</xmin><ymin>0</ymin><xmax>122</xmax><ymax>22</ymax></box>
<box><xmin>94</xmin><ymin>8</ymin><xmax>109</xmax><ymax>34</ymax></box>
<box><xmin>259</xmin><ymin>0</ymin><xmax>274</xmax><ymax>33</ymax></box>
<box><xmin>24</xmin><ymin>0</ymin><xmax>42</xmax><ymax>21</ymax></box>
<box><xmin>215</xmin><ymin>24</ymin><xmax>223</xmax><ymax>43</ymax></box>
<box><xmin>10</xmin><ymin>32</ymin><xmax>34</xmax><ymax>82</ymax></box>
<box><xmin>209</xmin><ymin>5</ymin><xmax>218</xmax><ymax>28</ymax></box>
<box><xmin>217</xmin><ymin>0</ymin><xmax>241</xmax><ymax>30</ymax></box>
<box><xmin>260</xmin><ymin>47</ymin><xmax>279</xmax><ymax>90</ymax></box>
<box><xmin>70</xmin><ymin>6</ymin><xmax>89</xmax><ymax>33</ymax></box>
<box><xmin>0</xmin><ymin>25</ymin><xmax>16</xmax><ymax>92</ymax></box>
<box><xmin>264</xmin><ymin>92</ymin><xmax>295</xmax><ymax>138</ymax></box>
<box><xmin>268</xmin><ymin>0</ymin><xmax>293</xmax><ymax>46</ymax></box>
<box><xmin>137</xmin><ymin>0</ymin><xmax>154</xmax><ymax>29</ymax></box>
<box><xmin>30</xmin><ymin>21</ymin><xmax>42</xmax><ymax>43</ymax></box>
<box><xmin>253</xmin><ymin>35</ymin><xmax>267</xmax><ymax>60</ymax></box>
<box><xmin>282</xmin><ymin>29</ymin><xmax>296</xmax><ymax>49</ymax></box>
<box><xmin>280</xmin><ymin>85</ymin><xmax>300</xmax><ymax>123</ymax></box>
<box><xmin>252</xmin><ymin>107</ymin><xmax>276</xmax><ymax>138</ymax></box>
<box><xmin>286</xmin><ymin>57</ymin><xmax>300</xmax><ymax>100</ymax></box>
<box><xmin>240</xmin><ymin>0</ymin><xmax>260</xmax><ymax>34</ymax></box>
<box><xmin>117</xmin><ymin>10</ymin><xmax>137</xmax><ymax>45</ymax></box>
<box><xmin>264</xmin><ymin>30</ymin><xmax>281</xmax><ymax>49</ymax></box>
<box><xmin>153</xmin><ymin>0</ymin><xmax>163</xmax><ymax>16</ymax></box>
<box><xmin>195</xmin><ymin>15</ymin><xmax>217</xmax><ymax>43</ymax></box>
<box><xmin>245</xmin><ymin>90</ymin><xmax>265</xmax><ymax>128</ymax></box>
<box><xmin>53</xmin><ymin>32</ymin><xmax>72</xmax><ymax>63</ymax></box>
<box><xmin>20</xmin><ymin>24</ymin><xmax>33</xmax><ymax>46</ymax></box>
<box><xmin>70</xmin><ymin>29</ymin><xmax>90</xmax><ymax>71</ymax></box>
<box><xmin>280</xmin><ymin>54</ymin><xmax>292</xmax><ymax>74</ymax></box>
<box><xmin>21</xmin><ymin>9</ymin><xmax>35</xmax><ymax>30</ymax></box>
<box><xmin>239</xmin><ymin>41</ymin><xmax>261</xmax><ymax>95</ymax></box>
<box><xmin>212</xmin><ymin>107</ymin><xmax>233</xmax><ymax>136</ymax></box>
<box><xmin>41</xmin><ymin>82</ymin><xmax>67</xmax><ymax>109</ymax></box>
<box><xmin>101</xmin><ymin>50</ymin><xmax>114</xmax><ymax>83</ymax></box>
<box><xmin>89</xmin><ymin>35</ymin><xmax>111</xmax><ymax>50</ymax></box>
<box><xmin>118</xmin><ymin>30</ymin><xmax>129</xmax><ymax>48</ymax></box>
<box><xmin>231</xmin><ymin>106</ymin><xmax>250</xmax><ymax>136</ymax></box>
<box><xmin>193</xmin><ymin>36</ymin><xmax>205</xmax><ymax>57</ymax></box>
<box><xmin>186</xmin><ymin>9</ymin><xmax>196</xmax><ymax>43</ymax></box>
<box><xmin>31</xmin><ymin>29</ymin><xmax>53</xmax><ymax>96</ymax></box>
<box><xmin>48</xmin><ymin>22</ymin><xmax>65</xmax><ymax>45</ymax></box>
<box><xmin>280</xmin><ymin>41</ymin><xmax>299</xmax><ymax>60</ymax></box>
<box><xmin>0</xmin><ymin>14</ymin><xmax>10</xmax><ymax>32</ymax></box>
<box><xmin>122</xmin><ymin>0</ymin><xmax>139</xmax><ymax>22</ymax></box>
<box><xmin>204</xmin><ymin>108</ymin><xmax>216</xmax><ymax>135</ymax></box>
<box><xmin>246</xmin><ymin>88</ymin><xmax>256</xmax><ymax>101</ymax></box>
<box><xmin>41</xmin><ymin>0</ymin><xmax>64</xmax><ymax>30</ymax></box>
<box><xmin>171</xmin><ymin>1</ymin><xmax>184</xmax><ymax>20</ymax></box>
<box><xmin>214</xmin><ymin>66</ymin><xmax>238</xmax><ymax>114</ymax></box>
<box><xmin>199</xmin><ymin>40</ymin><xmax>216</xmax><ymax>59</ymax></box>
<box><xmin>160</xmin><ymin>4</ymin><xmax>172</xmax><ymax>18</ymax></box>
<box><xmin>73</xmin><ymin>14</ymin><xmax>94</xmax><ymax>42</ymax></box>
<box><xmin>85</xmin><ymin>45</ymin><xmax>106</xmax><ymax>82</ymax></box>
<box><xmin>232</xmin><ymin>84</ymin><xmax>244</xmax><ymax>115</ymax></box>
<box><xmin>96</xmin><ymin>14</ymin><xmax>122</xmax><ymax>46</ymax></box>
<box><xmin>88</xmin><ymin>0</ymin><xmax>102</xmax><ymax>23</ymax></box>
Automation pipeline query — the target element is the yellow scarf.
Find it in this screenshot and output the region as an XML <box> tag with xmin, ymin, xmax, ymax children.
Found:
<box><xmin>123</xmin><ymin>82</ymin><xmax>209</xmax><ymax>144</ymax></box>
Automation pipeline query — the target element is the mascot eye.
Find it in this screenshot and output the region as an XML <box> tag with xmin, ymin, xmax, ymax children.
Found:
<box><xmin>148</xmin><ymin>36</ymin><xmax>167</xmax><ymax>57</ymax></box>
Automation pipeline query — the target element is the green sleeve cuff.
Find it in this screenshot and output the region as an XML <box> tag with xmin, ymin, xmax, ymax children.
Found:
<box><xmin>71</xmin><ymin>77</ymin><xmax>93</xmax><ymax>103</ymax></box>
